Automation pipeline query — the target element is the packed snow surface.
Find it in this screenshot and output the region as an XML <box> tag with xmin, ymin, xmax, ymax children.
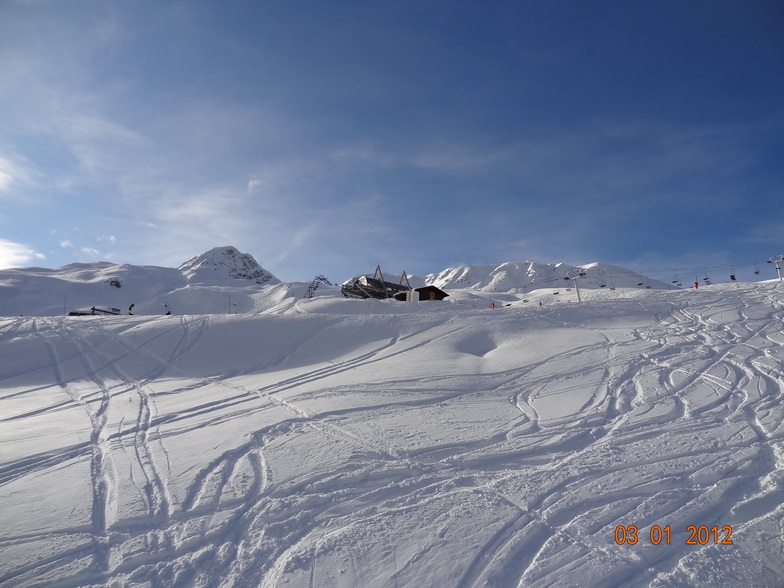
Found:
<box><xmin>1</xmin><ymin>280</ymin><xmax>783</xmax><ymax>587</ymax></box>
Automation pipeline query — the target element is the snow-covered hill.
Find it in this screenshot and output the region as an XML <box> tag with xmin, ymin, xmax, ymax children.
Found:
<box><xmin>1</xmin><ymin>278</ymin><xmax>783</xmax><ymax>587</ymax></box>
<box><xmin>0</xmin><ymin>246</ymin><xmax>281</xmax><ymax>317</ymax></box>
<box><xmin>425</xmin><ymin>260</ymin><xmax>669</xmax><ymax>292</ymax></box>
<box><xmin>0</xmin><ymin>250</ymin><xmax>676</xmax><ymax>318</ymax></box>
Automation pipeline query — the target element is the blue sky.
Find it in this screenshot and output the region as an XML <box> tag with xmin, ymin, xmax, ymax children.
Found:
<box><xmin>1</xmin><ymin>1</ymin><xmax>782</xmax><ymax>283</ymax></box>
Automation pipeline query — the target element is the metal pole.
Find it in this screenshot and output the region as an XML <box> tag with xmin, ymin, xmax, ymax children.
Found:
<box><xmin>768</xmin><ymin>255</ymin><xmax>784</xmax><ymax>282</ymax></box>
<box><xmin>572</xmin><ymin>277</ymin><xmax>582</xmax><ymax>303</ymax></box>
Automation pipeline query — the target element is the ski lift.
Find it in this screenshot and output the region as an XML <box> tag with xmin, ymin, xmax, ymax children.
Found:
<box><xmin>672</xmin><ymin>271</ymin><xmax>680</xmax><ymax>284</ymax></box>
<box><xmin>754</xmin><ymin>263</ymin><xmax>760</xmax><ymax>275</ymax></box>
<box><xmin>730</xmin><ymin>266</ymin><xmax>736</xmax><ymax>281</ymax></box>
<box><xmin>341</xmin><ymin>265</ymin><xmax>412</xmax><ymax>299</ymax></box>
<box><xmin>703</xmin><ymin>268</ymin><xmax>711</xmax><ymax>284</ymax></box>
<box><xmin>578</xmin><ymin>269</ymin><xmax>587</xmax><ymax>277</ymax></box>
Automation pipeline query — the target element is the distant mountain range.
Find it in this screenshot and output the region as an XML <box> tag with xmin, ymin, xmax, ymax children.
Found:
<box><xmin>423</xmin><ymin>260</ymin><xmax>669</xmax><ymax>292</ymax></box>
<box><xmin>0</xmin><ymin>246</ymin><xmax>671</xmax><ymax>317</ymax></box>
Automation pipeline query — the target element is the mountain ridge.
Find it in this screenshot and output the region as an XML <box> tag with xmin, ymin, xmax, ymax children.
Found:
<box><xmin>0</xmin><ymin>245</ymin><xmax>686</xmax><ymax>316</ymax></box>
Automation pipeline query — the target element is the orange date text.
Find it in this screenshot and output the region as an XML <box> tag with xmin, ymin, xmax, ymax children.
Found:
<box><xmin>614</xmin><ymin>525</ymin><xmax>733</xmax><ymax>545</ymax></box>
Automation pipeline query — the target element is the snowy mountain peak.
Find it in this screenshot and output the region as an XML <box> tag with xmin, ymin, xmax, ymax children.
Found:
<box><xmin>178</xmin><ymin>246</ymin><xmax>280</xmax><ymax>285</ymax></box>
<box><xmin>425</xmin><ymin>260</ymin><xmax>669</xmax><ymax>292</ymax></box>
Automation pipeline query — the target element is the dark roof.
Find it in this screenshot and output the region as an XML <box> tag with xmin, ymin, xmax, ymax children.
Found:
<box><xmin>414</xmin><ymin>285</ymin><xmax>448</xmax><ymax>296</ymax></box>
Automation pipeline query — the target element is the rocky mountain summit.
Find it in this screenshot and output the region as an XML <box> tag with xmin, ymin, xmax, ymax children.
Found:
<box><xmin>178</xmin><ymin>246</ymin><xmax>280</xmax><ymax>284</ymax></box>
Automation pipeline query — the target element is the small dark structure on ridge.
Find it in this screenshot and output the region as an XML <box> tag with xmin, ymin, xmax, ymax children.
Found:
<box><xmin>68</xmin><ymin>306</ymin><xmax>122</xmax><ymax>316</ymax></box>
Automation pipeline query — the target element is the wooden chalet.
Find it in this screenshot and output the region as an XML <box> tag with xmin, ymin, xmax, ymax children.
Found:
<box><xmin>394</xmin><ymin>285</ymin><xmax>449</xmax><ymax>302</ymax></box>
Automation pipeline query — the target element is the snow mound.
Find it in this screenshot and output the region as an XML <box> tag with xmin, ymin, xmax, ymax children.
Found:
<box><xmin>178</xmin><ymin>246</ymin><xmax>279</xmax><ymax>285</ymax></box>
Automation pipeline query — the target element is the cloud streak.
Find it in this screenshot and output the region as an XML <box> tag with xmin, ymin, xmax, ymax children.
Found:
<box><xmin>0</xmin><ymin>239</ymin><xmax>45</xmax><ymax>269</ymax></box>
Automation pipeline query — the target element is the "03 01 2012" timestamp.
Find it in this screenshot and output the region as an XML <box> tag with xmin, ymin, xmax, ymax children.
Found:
<box><xmin>614</xmin><ymin>525</ymin><xmax>733</xmax><ymax>545</ymax></box>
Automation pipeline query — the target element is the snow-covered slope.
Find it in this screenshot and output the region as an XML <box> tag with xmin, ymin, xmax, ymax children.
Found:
<box><xmin>0</xmin><ymin>252</ymin><xmax>679</xmax><ymax>318</ymax></box>
<box><xmin>426</xmin><ymin>260</ymin><xmax>669</xmax><ymax>292</ymax></box>
<box><xmin>0</xmin><ymin>246</ymin><xmax>280</xmax><ymax>317</ymax></box>
<box><xmin>1</xmin><ymin>280</ymin><xmax>782</xmax><ymax>586</ymax></box>
<box><xmin>179</xmin><ymin>246</ymin><xmax>279</xmax><ymax>285</ymax></box>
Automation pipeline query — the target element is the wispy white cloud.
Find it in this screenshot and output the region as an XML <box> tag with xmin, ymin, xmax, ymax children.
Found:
<box><xmin>733</xmin><ymin>214</ymin><xmax>784</xmax><ymax>247</ymax></box>
<box><xmin>0</xmin><ymin>154</ymin><xmax>36</xmax><ymax>194</ymax></box>
<box><xmin>0</xmin><ymin>170</ymin><xmax>13</xmax><ymax>192</ymax></box>
<box><xmin>329</xmin><ymin>142</ymin><xmax>514</xmax><ymax>174</ymax></box>
<box><xmin>0</xmin><ymin>239</ymin><xmax>45</xmax><ymax>269</ymax></box>
<box><xmin>153</xmin><ymin>187</ymin><xmax>250</xmax><ymax>226</ymax></box>
<box><xmin>328</xmin><ymin>118</ymin><xmax>758</xmax><ymax>201</ymax></box>
<box><xmin>256</xmin><ymin>191</ymin><xmax>402</xmax><ymax>279</ymax></box>
<box><xmin>54</xmin><ymin>113</ymin><xmax>149</xmax><ymax>178</ymax></box>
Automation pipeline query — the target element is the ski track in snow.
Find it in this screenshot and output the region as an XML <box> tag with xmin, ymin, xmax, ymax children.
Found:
<box><xmin>1</xmin><ymin>283</ymin><xmax>783</xmax><ymax>587</ymax></box>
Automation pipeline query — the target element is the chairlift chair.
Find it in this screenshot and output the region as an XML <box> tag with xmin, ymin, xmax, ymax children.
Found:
<box><xmin>754</xmin><ymin>263</ymin><xmax>760</xmax><ymax>275</ymax></box>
